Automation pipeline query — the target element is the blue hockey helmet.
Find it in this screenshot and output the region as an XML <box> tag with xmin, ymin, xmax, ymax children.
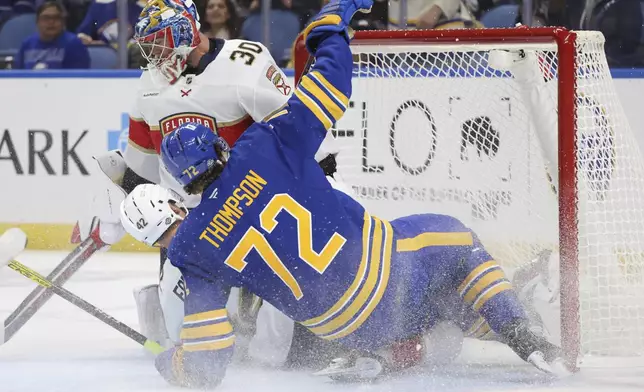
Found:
<box><xmin>135</xmin><ymin>0</ymin><xmax>201</xmax><ymax>84</ymax></box>
<box><xmin>161</xmin><ymin>122</ymin><xmax>230</xmax><ymax>192</ymax></box>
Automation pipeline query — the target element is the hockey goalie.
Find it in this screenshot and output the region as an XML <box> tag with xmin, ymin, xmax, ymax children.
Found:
<box><xmin>72</xmin><ymin>0</ymin><xmax>350</xmax><ymax>369</ymax></box>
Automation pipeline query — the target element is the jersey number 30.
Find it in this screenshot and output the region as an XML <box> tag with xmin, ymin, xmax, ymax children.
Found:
<box><xmin>224</xmin><ymin>194</ymin><xmax>346</xmax><ymax>300</ymax></box>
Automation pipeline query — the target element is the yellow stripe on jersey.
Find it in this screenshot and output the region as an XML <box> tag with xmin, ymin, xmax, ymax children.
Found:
<box><xmin>183</xmin><ymin>335</ymin><xmax>236</xmax><ymax>352</ymax></box>
<box><xmin>462</xmin><ymin>269</ymin><xmax>506</xmax><ymax>304</ymax></box>
<box><xmin>300</xmin><ymin>212</ymin><xmax>372</xmax><ymax>328</ymax></box>
<box><xmin>473</xmin><ymin>281</ymin><xmax>513</xmax><ymax>311</ymax></box>
<box><xmin>302</xmin><ymin>215</ymin><xmax>393</xmax><ymax>341</ymax></box>
<box><xmin>180</xmin><ymin>321</ymin><xmax>233</xmax><ymax>340</ymax></box>
<box><xmin>325</xmin><ymin>219</ymin><xmax>393</xmax><ymax>340</ymax></box>
<box><xmin>301</xmin><ymin>15</ymin><xmax>342</xmax><ymax>45</ymax></box>
<box><xmin>295</xmin><ymin>89</ymin><xmax>333</xmax><ymax>129</ymax></box>
<box><xmin>183</xmin><ymin>309</ymin><xmax>227</xmax><ymax>324</ymax></box>
<box><xmin>396</xmin><ymin>232</ymin><xmax>473</xmax><ymax>252</ymax></box>
<box><xmin>266</xmin><ymin>109</ymin><xmax>289</xmax><ymax>122</ymax></box>
<box><xmin>457</xmin><ymin>260</ymin><xmax>498</xmax><ymax>294</ymax></box>
<box><xmin>309</xmin><ymin>71</ymin><xmax>349</xmax><ymax>108</ymax></box>
<box><xmin>465</xmin><ymin>316</ymin><xmax>491</xmax><ymax>339</ymax></box>
<box><xmin>300</xmin><ymin>76</ymin><xmax>344</xmax><ymax>121</ymax></box>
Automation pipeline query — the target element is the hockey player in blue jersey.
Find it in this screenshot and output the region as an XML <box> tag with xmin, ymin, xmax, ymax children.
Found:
<box><xmin>119</xmin><ymin>0</ymin><xmax>568</xmax><ymax>387</ymax></box>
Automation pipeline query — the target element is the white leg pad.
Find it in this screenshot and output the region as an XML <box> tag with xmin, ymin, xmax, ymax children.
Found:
<box><xmin>133</xmin><ymin>284</ymin><xmax>172</xmax><ymax>349</ymax></box>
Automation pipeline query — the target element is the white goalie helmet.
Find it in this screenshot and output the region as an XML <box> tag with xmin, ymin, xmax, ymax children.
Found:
<box><xmin>120</xmin><ymin>184</ymin><xmax>187</xmax><ymax>247</ymax></box>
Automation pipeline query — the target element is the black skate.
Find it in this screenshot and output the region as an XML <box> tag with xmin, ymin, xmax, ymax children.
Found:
<box><xmin>501</xmin><ymin>318</ymin><xmax>572</xmax><ymax>377</ymax></box>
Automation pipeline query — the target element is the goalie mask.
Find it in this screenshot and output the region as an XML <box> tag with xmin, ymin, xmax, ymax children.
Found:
<box><xmin>135</xmin><ymin>0</ymin><xmax>201</xmax><ymax>84</ymax></box>
<box><xmin>120</xmin><ymin>184</ymin><xmax>188</xmax><ymax>247</ymax></box>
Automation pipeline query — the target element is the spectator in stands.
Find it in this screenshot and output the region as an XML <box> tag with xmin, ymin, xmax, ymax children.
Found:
<box><xmin>76</xmin><ymin>0</ymin><xmax>144</xmax><ymax>46</ymax></box>
<box><xmin>13</xmin><ymin>1</ymin><xmax>90</xmax><ymax>69</ymax></box>
<box><xmin>199</xmin><ymin>0</ymin><xmax>240</xmax><ymax>39</ymax></box>
<box><xmin>241</xmin><ymin>0</ymin><xmax>299</xmax><ymax>66</ymax></box>
<box><xmin>388</xmin><ymin>0</ymin><xmax>482</xmax><ymax>29</ymax></box>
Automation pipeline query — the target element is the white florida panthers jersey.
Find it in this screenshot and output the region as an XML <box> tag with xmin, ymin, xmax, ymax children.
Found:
<box><xmin>124</xmin><ymin>39</ymin><xmax>295</xmax><ymax>207</ymax></box>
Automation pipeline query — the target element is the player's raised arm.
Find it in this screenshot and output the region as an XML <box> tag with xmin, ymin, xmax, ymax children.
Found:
<box><xmin>266</xmin><ymin>0</ymin><xmax>372</xmax><ymax>158</ymax></box>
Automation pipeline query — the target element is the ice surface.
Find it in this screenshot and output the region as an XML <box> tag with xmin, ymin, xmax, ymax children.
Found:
<box><xmin>0</xmin><ymin>251</ymin><xmax>642</xmax><ymax>392</ymax></box>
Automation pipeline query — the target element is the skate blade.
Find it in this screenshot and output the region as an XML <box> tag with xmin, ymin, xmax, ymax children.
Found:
<box><xmin>313</xmin><ymin>357</ymin><xmax>382</xmax><ymax>381</ymax></box>
<box><xmin>527</xmin><ymin>352</ymin><xmax>574</xmax><ymax>378</ymax></box>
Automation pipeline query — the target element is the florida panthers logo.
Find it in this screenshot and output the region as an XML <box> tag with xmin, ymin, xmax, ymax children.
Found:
<box><xmin>159</xmin><ymin>112</ymin><xmax>217</xmax><ymax>136</ymax></box>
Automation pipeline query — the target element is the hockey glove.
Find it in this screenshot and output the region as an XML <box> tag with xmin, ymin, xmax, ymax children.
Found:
<box><xmin>303</xmin><ymin>0</ymin><xmax>373</xmax><ymax>53</ymax></box>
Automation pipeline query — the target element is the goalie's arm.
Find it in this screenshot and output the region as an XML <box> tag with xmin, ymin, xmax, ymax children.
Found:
<box><xmin>124</xmin><ymin>111</ymin><xmax>161</xmax><ymax>184</ymax></box>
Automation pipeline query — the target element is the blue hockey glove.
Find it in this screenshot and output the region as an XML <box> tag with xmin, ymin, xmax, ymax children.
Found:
<box><xmin>302</xmin><ymin>0</ymin><xmax>373</xmax><ymax>53</ymax></box>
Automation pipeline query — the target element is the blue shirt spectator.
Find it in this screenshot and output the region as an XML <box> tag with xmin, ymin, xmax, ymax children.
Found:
<box><xmin>14</xmin><ymin>1</ymin><xmax>90</xmax><ymax>69</ymax></box>
<box><xmin>76</xmin><ymin>0</ymin><xmax>145</xmax><ymax>46</ymax></box>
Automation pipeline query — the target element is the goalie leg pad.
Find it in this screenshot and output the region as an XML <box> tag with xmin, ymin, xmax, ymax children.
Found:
<box><xmin>133</xmin><ymin>284</ymin><xmax>172</xmax><ymax>349</ymax></box>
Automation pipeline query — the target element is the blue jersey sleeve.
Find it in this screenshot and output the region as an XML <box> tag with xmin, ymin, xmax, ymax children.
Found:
<box><xmin>155</xmin><ymin>269</ymin><xmax>234</xmax><ymax>389</ymax></box>
<box><xmin>266</xmin><ymin>32</ymin><xmax>352</xmax><ymax>160</ymax></box>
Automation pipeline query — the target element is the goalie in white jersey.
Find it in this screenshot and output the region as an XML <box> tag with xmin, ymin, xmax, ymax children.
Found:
<box><xmin>74</xmin><ymin>0</ymin><xmax>348</xmax><ymax>368</ymax></box>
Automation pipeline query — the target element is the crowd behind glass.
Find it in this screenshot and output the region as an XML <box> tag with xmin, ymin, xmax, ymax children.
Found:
<box><xmin>0</xmin><ymin>0</ymin><xmax>641</xmax><ymax>70</ymax></box>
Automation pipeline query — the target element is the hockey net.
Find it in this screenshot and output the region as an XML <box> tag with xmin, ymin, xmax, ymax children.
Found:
<box><xmin>295</xmin><ymin>27</ymin><xmax>644</xmax><ymax>363</ymax></box>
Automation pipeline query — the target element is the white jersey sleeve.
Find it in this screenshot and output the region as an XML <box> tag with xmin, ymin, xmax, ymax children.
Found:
<box><xmin>124</xmin><ymin>75</ymin><xmax>161</xmax><ymax>184</ymax></box>
<box><xmin>234</xmin><ymin>41</ymin><xmax>291</xmax><ymax>122</ymax></box>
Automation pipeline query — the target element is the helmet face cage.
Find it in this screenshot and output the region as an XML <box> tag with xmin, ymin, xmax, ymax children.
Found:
<box><xmin>135</xmin><ymin>0</ymin><xmax>201</xmax><ymax>83</ymax></box>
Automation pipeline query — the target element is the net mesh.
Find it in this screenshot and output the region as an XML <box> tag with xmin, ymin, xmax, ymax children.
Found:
<box><xmin>330</xmin><ymin>30</ymin><xmax>644</xmax><ymax>357</ymax></box>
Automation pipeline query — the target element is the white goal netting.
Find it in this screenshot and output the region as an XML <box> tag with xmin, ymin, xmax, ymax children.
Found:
<box><xmin>330</xmin><ymin>29</ymin><xmax>644</xmax><ymax>358</ymax></box>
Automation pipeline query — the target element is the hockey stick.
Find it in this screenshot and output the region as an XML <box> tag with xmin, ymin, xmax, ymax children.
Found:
<box><xmin>0</xmin><ymin>229</ymin><xmax>163</xmax><ymax>355</ymax></box>
<box><xmin>2</xmin><ymin>219</ymin><xmax>107</xmax><ymax>344</ymax></box>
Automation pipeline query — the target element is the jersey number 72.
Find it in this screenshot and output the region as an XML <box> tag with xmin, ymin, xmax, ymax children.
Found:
<box><xmin>224</xmin><ymin>194</ymin><xmax>346</xmax><ymax>300</ymax></box>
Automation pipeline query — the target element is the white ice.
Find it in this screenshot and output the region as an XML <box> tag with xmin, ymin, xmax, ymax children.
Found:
<box><xmin>1</xmin><ymin>251</ymin><xmax>643</xmax><ymax>392</ymax></box>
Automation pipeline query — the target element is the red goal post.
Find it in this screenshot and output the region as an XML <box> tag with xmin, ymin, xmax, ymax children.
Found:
<box><xmin>293</xmin><ymin>27</ymin><xmax>644</xmax><ymax>367</ymax></box>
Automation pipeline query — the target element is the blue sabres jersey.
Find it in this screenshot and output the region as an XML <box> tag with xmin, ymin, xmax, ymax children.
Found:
<box><xmin>158</xmin><ymin>23</ymin><xmax>523</xmax><ymax>389</ymax></box>
<box><xmin>167</xmin><ymin>29</ymin><xmax>398</xmax><ymax>343</ymax></box>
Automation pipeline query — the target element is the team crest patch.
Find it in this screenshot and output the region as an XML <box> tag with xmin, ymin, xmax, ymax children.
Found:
<box><xmin>159</xmin><ymin>112</ymin><xmax>217</xmax><ymax>136</ymax></box>
<box><xmin>266</xmin><ymin>64</ymin><xmax>277</xmax><ymax>81</ymax></box>
<box><xmin>272</xmin><ymin>72</ymin><xmax>291</xmax><ymax>96</ymax></box>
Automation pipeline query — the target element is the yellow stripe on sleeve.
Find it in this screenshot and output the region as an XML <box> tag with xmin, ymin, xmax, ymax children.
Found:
<box><xmin>473</xmin><ymin>281</ymin><xmax>513</xmax><ymax>311</ymax></box>
<box><xmin>300</xmin><ymin>76</ymin><xmax>344</xmax><ymax>121</ymax></box>
<box><xmin>396</xmin><ymin>232</ymin><xmax>473</xmax><ymax>252</ymax></box>
<box><xmin>183</xmin><ymin>335</ymin><xmax>236</xmax><ymax>352</ymax></box>
<box><xmin>183</xmin><ymin>309</ymin><xmax>227</xmax><ymax>324</ymax></box>
<box><xmin>301</xmin><ymin>15</ymin><xmax>342</xmax><ymax>44</ymax></box>
<box><xmin>301</xmin><ymin>212</ymin><xmax>372</xmax><ymax>327</ymax></box>
<box><xmin>295</xmin><ymin>89</ymin><xmax>333</xmax><ymax>129</ymax></box>
<box><xmin>310</xmin><ymin>71</ymin><xmax>349</xmax><ymax>107</ymax></box>
<box><xmin>180</xmin><ymin>321</ymin><xmax>234</xmax><ymax>340</ymax></box>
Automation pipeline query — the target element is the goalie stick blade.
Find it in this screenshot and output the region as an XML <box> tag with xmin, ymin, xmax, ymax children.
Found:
<box><xmin>0</xmin><ymin>228</ymin><xmax>27</xmax><ymax>268</ymax></box>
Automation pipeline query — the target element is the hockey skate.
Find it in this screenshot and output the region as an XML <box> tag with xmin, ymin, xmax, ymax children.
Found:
<box><xmin>313</xmin><ymin>351</ymin><xmax>385</xmax><ymax>382</ymax></box>
<box><xmin>501</xmin><ymin>318</ymin><xmax>571</xmax><ymax>378</ymax></box>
